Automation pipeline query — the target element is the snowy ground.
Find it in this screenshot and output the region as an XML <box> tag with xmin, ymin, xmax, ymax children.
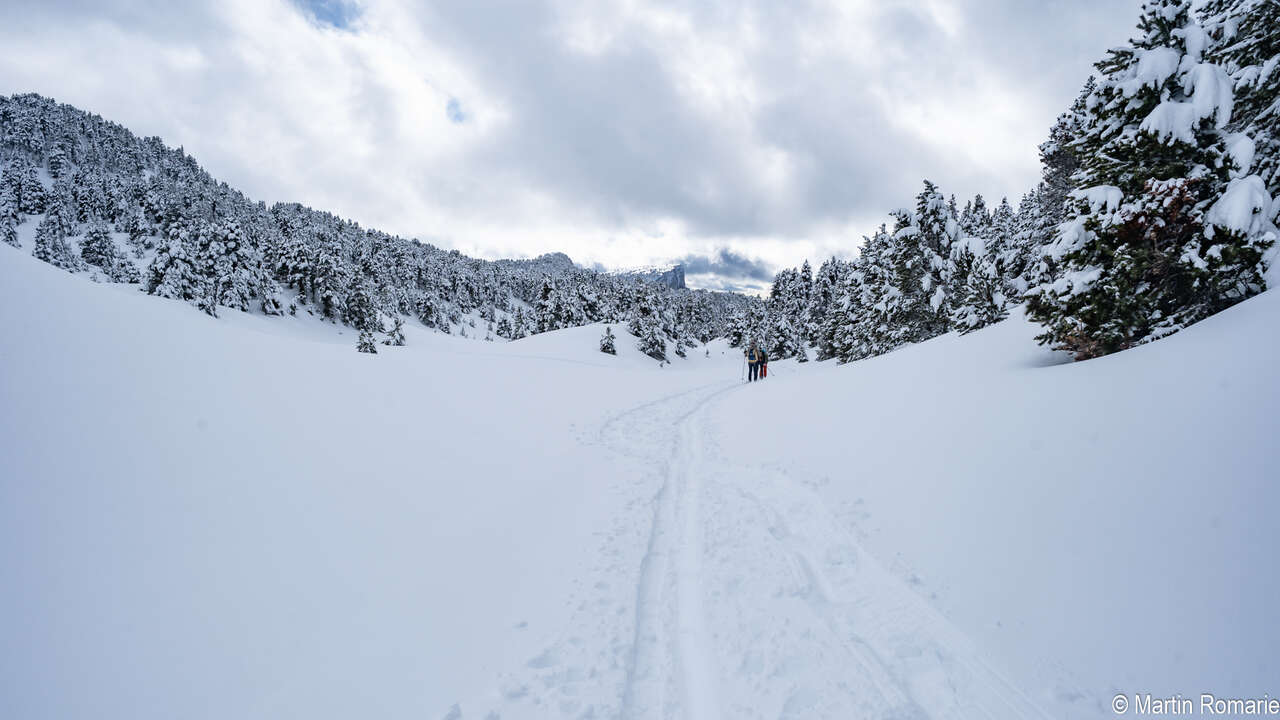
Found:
<box><xmin>2</xmin><ymin>242</ymin><xmax>1277</xmax><ymax>719</ymax></box>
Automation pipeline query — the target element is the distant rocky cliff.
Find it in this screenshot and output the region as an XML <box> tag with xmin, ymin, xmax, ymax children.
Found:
<box><xmin>614</xmin><ymin>264</ymin><xmax>686</xmax><ymax>289</ymax></box>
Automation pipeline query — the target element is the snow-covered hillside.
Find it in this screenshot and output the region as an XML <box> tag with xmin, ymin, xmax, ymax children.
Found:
<box><xmin>2</xmin><ymin>240</ymin><xmax>1277</xmax><ymax>720</ymax></box>
<box><xmin>715</xmin><ymin>299</ymin><xmax>1280</xmax><ymax>715</ymax></box>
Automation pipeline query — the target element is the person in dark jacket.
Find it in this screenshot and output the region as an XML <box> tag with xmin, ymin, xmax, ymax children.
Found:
<box><xmin>760</xmin><ymin>348</ymin><xmax>769</xmax><ymax>379</ymax></box>
<box><xmin>745</xmin><ymin>340</ymin><xmax>762</xmax><ymax>382</ymax></box>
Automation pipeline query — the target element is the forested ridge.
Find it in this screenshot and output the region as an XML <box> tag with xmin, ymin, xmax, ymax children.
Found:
<box><xmin>0</xmin><ymin>93</ymin><xmax>754</xmax><ymax>357</ymax></box>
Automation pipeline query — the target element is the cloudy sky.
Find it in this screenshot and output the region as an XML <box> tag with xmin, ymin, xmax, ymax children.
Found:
<box><xmin>1</xmin><ymin>0</ymin><xmax>1141</xmax><ymax>291</ymax></box>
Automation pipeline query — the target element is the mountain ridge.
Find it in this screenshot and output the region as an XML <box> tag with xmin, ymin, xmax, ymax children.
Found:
<box><xmin>0</xmin><ymin>92</ymin><xmax>755</xmax><ymax>355</ymax></box>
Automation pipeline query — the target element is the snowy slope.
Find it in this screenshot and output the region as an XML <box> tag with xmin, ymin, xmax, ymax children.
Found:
<box><xmin>3</xmin><ymin>240</ymin><xmax>1277</xmax><ymax>720</ymax></box>
<box><xmin>713</xmin><ymin>302</ymin><xmax>1280</xmax><ymax>716</ymax></box>
<box><xmin>0</xmin><ymin>243</ymin><xmax>736</xmax><ymax>720</ymax></box>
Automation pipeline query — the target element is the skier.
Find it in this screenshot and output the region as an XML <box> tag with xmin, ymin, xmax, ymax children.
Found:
<box><xmin>744</xmin><ymin>341</ymin><xmax>762</xmax><ymax>382</ymax></box>
<box><xmin>760</xmin><ymin>348</ymin><xmax>769</xmax><ymax>379</ymax></box>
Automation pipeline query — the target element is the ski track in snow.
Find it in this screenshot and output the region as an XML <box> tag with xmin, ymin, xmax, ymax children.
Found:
<box><xmin>620</xmin><ymin>382</ymin><xmax>728</xmax><ymax>720</ymax></box>
<box><xmin>465</xmin><ymin>379</ymin><xmax>1054</xmax><ymax>720</ymax></box>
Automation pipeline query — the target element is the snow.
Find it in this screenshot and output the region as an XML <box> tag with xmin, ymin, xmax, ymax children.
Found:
<box><xmin>953</xmin><ymin>234</ymin><xmax>988</xmax><ymax>255</ymax></box>
<box><xmin>1180</xmin><ymin>243</ymin><xmax>1209</xmax><ymax>270</ymax></box>
<box><xmin>1206</xmin><ymin>174</ymin><xmax>1276</xmax><ymax>236</ymax></box>
<box><xmin>930</xmin><ymin>285</ymin><xmax>946</xmax><ymax>311</ymax></box>
<box><xmin>0</xmin><ymin>245</ymin><xmax>733</xmax><ymax>720</ymax></box>
<box><xmin>713</xmin><ymin>303</ymin><xmax>1280</xmax><ymax>719</ymax></box>
<box><xmin>1184</xmin><ymin>62</ymin><xmax>1234</xmax><ymax>129</ymax></box>
<box><xmin>1136</xmin><ymin>56</ymin><xmax>1233</xmax><ymax>144</ymax></box>
<box><xmin>3</xmin><ymin>242</ymin><xmax>1279</xmax><ymax>720</ymax></box>
<box><xmin>1048</xmin><ymin>266</ymin><xmax>1104</xmax><ymax>297</ymax></box>
<box><xmin>1177</xmin><ymin>22</ymin><xmax>1208</xmax><ymax>64</ymax></box>
<box><xmin>1140</xmin><ymin>99</ymin><xmax>1200</xmax><ymax>146</ymax></box>
<box><xmin>1120</xmin><ymin>46</ymin><xmax>1181</xmax><ymax>96</ymax></box>
<box><xmin>607</xmin><ymin>263</ymin><xmax>680</xmax><ymax>276</ymax></box>
<box><xmin>1226</xmin><ymin>131</ymin><xmax>1257</xmax><ymax>175</ymax></box>
<box><xmin>1261</xmin><ymin>55</ymin><xmax>1279</xmax><ymax>89</ymax></box>
<box><xmin>1073</xmin><ymin>185</ymin><xmax>1123</xmax><ymax>215</ymax></box>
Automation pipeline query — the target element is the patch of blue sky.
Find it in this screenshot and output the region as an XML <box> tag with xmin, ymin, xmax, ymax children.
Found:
<box><xmin>292</xmin><ymin>0</ymin><xmax>361</xmax><ymax>30</ymax></box>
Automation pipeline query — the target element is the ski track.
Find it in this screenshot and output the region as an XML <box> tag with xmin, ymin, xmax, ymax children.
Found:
<box><xmin>465</xmin><ymin>379</ymin><xmax>1055</xmax><ymax>720</ymax></box>
<box><xmin>621</xmin><ymin>382</ymin><xmax>728</xmax><ymax>720</ymax></box>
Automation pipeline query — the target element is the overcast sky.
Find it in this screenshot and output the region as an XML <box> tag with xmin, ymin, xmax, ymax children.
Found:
<box><xmin>1</xmin><ymin>0</ymin><xmax>1141</xmax><ymax>291</ymax></box>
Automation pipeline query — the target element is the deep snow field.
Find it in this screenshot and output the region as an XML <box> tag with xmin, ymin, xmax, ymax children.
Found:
<box><xmin>2</xmin><ymin>241</ymin><xmax>1277</xmax><ymax>720</ymax></box>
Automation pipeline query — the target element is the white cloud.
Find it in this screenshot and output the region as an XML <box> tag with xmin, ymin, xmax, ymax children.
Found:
<box><xmin>0</xmin><ymin>0</ymin><xmax>1142</xmax><ymax>287</ymax></box>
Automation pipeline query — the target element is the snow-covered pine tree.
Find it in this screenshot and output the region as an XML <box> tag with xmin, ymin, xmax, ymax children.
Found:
<box><xmin>310</xmin><ymin>236</ymin><xmax>350</xmax><ymax>321</ymax></box>
<box><xmin>495</xmin><ymin>315</ymin><xmax>513</xmax><ymax>339</ymax></box>
<box><xmin>725</xmin><ymin>311</ymin><xmax>748</xmax><ymax>348</ymax></box>
<box><xmin>846</xmin><ymin>220</ymin><xmax>906</xmax><ymax>360</ymax></box>
<box><xmin>535</xmin><ymin>277</ymin><xmax>562</xmax><ymax>334</ymax></box>
<box><xmin>357</xmin><ymin>329</ymin><xmax>378</xmax><ymax>354</ymax></box>
<box><xmin>1027</xmin><ymin>0</ymin><xmax>1272</xmax><ymax>359</ymax></box>
<box><xmin>744</xmin><ymin>302</ymin><xmax>767</xmax><ymax>352</ymax></box>
<box><xmin>415</xmin><ymin>293</ymin><xmax>445</xmax><ymax>331</ymax></box>
<box><xmin>600</xmin><ymin>325</ymin><xmax>617</xmax><ymax>355</ymax></box>
<box><xmin>986</xmin><ymin>198</ymin><xmax>1015</xmax><ymax>263</ymax></box>
<box><xmin>120</xmin><ymin>204</ymin><xmax>151</xmax><ymax>257</ymax></box>
<box><xmin>1038</xmin><ymin>77</ymin><xmax>1095</xmax><ymax>230</ymax></box>
<box><xmin>46</xmin><ymin>143</ymin><xmax>70</xmax><ymax>180</ymax></box>
<box><xmin>31</xmin><ymin>187</ymin><xmax>80</xmax><ymax>270</ymax></box>
<box><xmin>796</xmin><ymin>259</ymin><xmax>814</xmax><ymax>343</ymax></box>
<box><xmin>979</xmin><ymin>197</ymin><xmax>1020</xmax><ymax>299</ymax></box>
<box><xmin>80</xmin><ymin>218</ymin><xmax>134</xmax><ymax>281</ymax></box>
<box><xmin>512</xmin><ymin>307</ymin><xmax>529</xmax><ymax>339</ymax></box>
<box><xmin>960</xmin><ymin>194</ymin><xmax>991</xmax><ymax>237</ymax></box>
<box><xmin>384</xmin><ymin>316</ymin><xmax>406</xmax><ymax>346</ymax></box>
<box><xmin>814</xmin><ymin>294</ymin><xmax>847</xmax><ymax>361</ymax></box>
<box><xmin>766</xmin><ymin>306</ymin><xmax>798</xmax><ymax>359</ymax></box>
<box><xmin>765</xmin><ymin>268</ymin><xmax>804</xmax><ymax>359</ymax></box>
<box><xmin>73</xmin><ymin>169</ymin><xmax>113</xmax><ymax>226</ymax></box>
<box><xmin>628</xmin><ymin>288</ymin><xmax>667</xmax><ymax>360</ymax></box>
<box><xmin>949</xmin><ymin>236</ymin><xmax>1009</xmax><ymax>333</ymax></box>
<box><xmin>913</xmin><ymin>181</ymin><xmax>958</xmax><ymax>336</ymax></box>
<box><xmin>1007</xmin><ymin>191</ymin><xmax>1045</xmax><ymax>295</ymax></box>
<box><xmin>194</xmin><ymin>218</ymin><xmax>262</xmax><ymax>316</ymax></box>
<box><xmin>344</xmin><ymin>279</ymin><xmax>383</xmax><ymax>335</ymax></box>
<box><xmin>823</xmin><ymin>226</ymin><xmax>890</xmax><ymax>362</ymax></box>
<box><xmin>11</xmin><ymin>156</ymin><xmax>46</xmax><ymax>215</ymax></box>
<box><xmin>637</xmin><ymin>321</ymin><xmax>667</xmax><ymax>360</ymax></box>
<box><xmin>0</xmin><ymin>183</ymin><xmax>19</xmax><ymax>247</ymax></box>
<box><xmin>146</xmin><ymin>214</ymin><xmax>200</xmax><ymax>301</ymax></box>
<box><xmin>574</xmin><ymin>283</ymin><xmax>602</xmax><ymax>323</ymax></box>
<box><xmin>793</xmin><ymin>324</ymin><xmax>809</xmax><ymax>362</ymax></box>
<box><xmin>270</xmin><ymin>230</ymin><xmax>313</xmax><ymax>302</ymax></box>
<box><xmin>1204</xmin><ymin>0</ymin><xmax>1280</xmax><ymax>195</ymax></box>
<box><xmin>856</xmin><ymin>183</ymin><xmax>955</xmax><ymax>357</ymax></box>
<box><xmin>0</xmin><ymin>163</ymin><xmax>19</xmax><ymax>214</ymax></box>
<box><xmin>1011</xmin><ymin>78</ymin><xmax>1097</xmax><ymax>296</ymax></box>
<box><xmin>808</xmin><ymin>258</ymin><xmax>844</xmax><ymax>348</ymax></box>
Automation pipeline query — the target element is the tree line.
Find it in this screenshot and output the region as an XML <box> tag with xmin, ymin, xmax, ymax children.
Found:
<box><xmin>740</xmin><ymin>0</ymin><xmax>1277</xmax><ymax>362</ymax></box>
<box><xmin>0</xmin><ymin>94</ymin><xmax>756</xmax><ymax>357</ymax></box>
